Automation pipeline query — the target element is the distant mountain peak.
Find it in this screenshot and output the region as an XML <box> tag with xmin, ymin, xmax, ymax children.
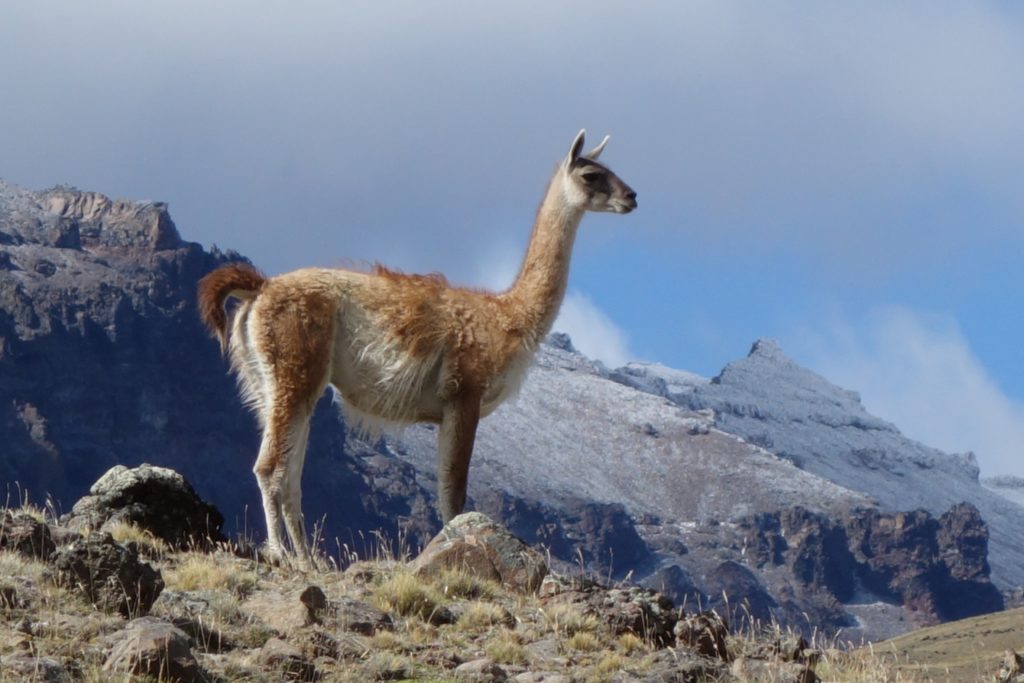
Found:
<box><xmin>0</xmin><ymin>180</ymin><xmax>183</xmax><ymax>253</ymax></box>
<box><xmin>545</xmin><ymin>331</ymin><xmax>577</xmax><ymax>354</ymax></box>
<box><xmin>747</xmin><ymin>337</ymin><xmax>786</xmax><ymax>359</ymax></box>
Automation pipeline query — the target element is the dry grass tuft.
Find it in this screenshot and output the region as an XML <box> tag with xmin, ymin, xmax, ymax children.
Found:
<box><xmin>164</xmin><ymin>552</ymin><xmax>259</xmax><ymax>597</ymax></box>
<box><xmin>0</xmin><ymin>550</ymin><xmax>46</xmax><ymax>583</ymax></box>
<box><xmin>617</xmin><ymin>631</ymin><xmax>647</xmax><ymax>655</ymax></box>
<box><xmin>373</xmin><ymin>571</ymin><xmax>448</xmax><ymax>622</ymax></box>
<box><xmin>564</xmin><ymin>630</ymin><xmax>603</xmax><ymax>653</ymax></box>
<box><xmin>430</xmin><ymin>566</ymin><xmax>501</xmax><ymax>601</ymax></box>
<box><xmin>368</xmin><ymin>629</ymin><xmax>405</xmax><ymax>652</ymax></box>
<box><xmin>361</xmin><ymin>650</ymin><xmax>413</xmax><ymax>681</ymax></box>
<box><xmin>543</xmin><ymin>602</ymin><xmax>603</xmax><ymax>636</ymax></box>
<box><xmin>105</xmin><ymin>520</ymin><xmax>170</xmax><ymax>558</ymax></box>
<box><xmin>485</xmin><ymin>629</ymin><xmax>529</xmax><ymax>665</ymax></box>
<box><xmin>593</xmin><ymin>651</ymin><xmax>628</xmax><ymax>675</ymax></box>
<box><xmin>457</xmin><ymin>600</ymin><xmax>513</xmax><ymax>633</ymax></box>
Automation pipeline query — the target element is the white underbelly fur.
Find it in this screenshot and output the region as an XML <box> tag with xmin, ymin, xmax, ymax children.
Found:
<box><xmin>330</xmin><ymin>305</ymin><xmax>444</xmax><ymax>434</ymax></box>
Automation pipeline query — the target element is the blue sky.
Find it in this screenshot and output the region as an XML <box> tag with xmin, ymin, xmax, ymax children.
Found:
<box><xmin>2</xmin><ymin>2</ymin><xmax>1022</xmax><ymax>476</ymax></box>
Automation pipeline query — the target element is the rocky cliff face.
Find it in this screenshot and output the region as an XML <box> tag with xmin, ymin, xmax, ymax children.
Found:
<box><xmin>0</xmin><ymin>180</ymin><xmax>1012</xmax><ymax>640</ymax></box>
<box><xmin>0</xmin><ymin>180</ymin><xmax>437</xmax><ymax>556</ymax></box>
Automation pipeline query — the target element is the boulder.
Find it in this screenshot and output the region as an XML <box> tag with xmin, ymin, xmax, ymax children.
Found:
<box><xmin>454</xmin><ymin>658</ymin><xmax>508</xmax><ymax>682</ymax></box>
<box><xmin>731</xmin><ymin>657</ymin><xmax>820</xmax><ymax>683</ymax></box>
<box><xmin>674</xmin><ymin>610</ymin><xmax>730</xmax><ymax>660</ymax></box>
<box><xmin>63</xmin><ymin>464</ymin><xmax>225</xmax><ymax>549</ymax></box>
<box><xmin>0</xmin><ymin>510</ymin><xmax>56</xmax><ymax>559</ymax></box>
<box><xmin>258</xmin><ymin>637</ymin><xmax>317</xmax><ymax>682</ymax></box>
<box><xmin>299</xmin><ymin>585</ymin><xmax>327</xmax><ymax>625</ymax></box>
<box><xmin>48</xmin><ymin>533</ymin><xmax>163</xmax><ymax>617</ymax></box>
<box><xmin>103</xmin><ymin>616</ymin><xmax>205</xmax><ymax>682</ymax></box>
<box><xmin>333</xmin><ymin>595</ymin><xmax>394</xmax><ymax>635</ymax></box>
<box><xmin>704</xmin><ymin>560</ymin><xmax>777</xmax><ymax>626</ymax></box>
<box><xmin>541</xmin><ymin>575</ymin><xmax>678</xmax><ymax>647</ymax></box>
<box><xmin>0</xmin><ymin>654</ymin><xmax>72</xmax><ymax>683</ymax></box>
<box><xmin>411</xmin><ymin>512</ymin><xmax>547</xmax><ymax>593</ymax></box>
<box><xmin>996</xmin><ymin>649</ymin><xmax>1024</xmax><ymax>683</ymax></box>
<box><xmin>641</xmin><ymin>648</ymin><xmax>729</xmax><ymax>682</ymax></box>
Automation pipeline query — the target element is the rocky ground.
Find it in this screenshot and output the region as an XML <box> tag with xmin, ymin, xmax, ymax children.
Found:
<box><xmin>0</xmin><ymin>465</ymin><xmax>936</xmax><ymax>683</ymax></box>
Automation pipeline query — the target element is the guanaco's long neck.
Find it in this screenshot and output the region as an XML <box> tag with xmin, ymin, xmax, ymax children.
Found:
<box><xmin>503</xmin><ymin>172</ymin><xmax>585</xmax><ymax>347</ymax></box>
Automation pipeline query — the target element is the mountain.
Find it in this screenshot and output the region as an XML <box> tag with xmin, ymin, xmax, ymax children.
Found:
<box><xmin>1</xmin><ymin>180</ymin><xmax>1017</xmax><ymax>641</ymax></box>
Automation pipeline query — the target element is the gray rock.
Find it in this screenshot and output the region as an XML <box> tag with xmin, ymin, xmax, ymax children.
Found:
<box><xmin>333</xmin><ymin>595</ymin><xmax>394</xmax><ymax>635</ymax></box>
<box><xmin>63</xmin><ymin>463</ymin><xmax>225</xmax><ymax>549</ymax></box>
<box><xmin>541</xmin><ymin>576</ymin><xmax>678</xmax><ymax>647</ymax></box>
<box><xmin>258</xmin><ymin>637</ymin><xmax>317</xmax><ymax>682</ymax></box>
<box><xmin>48</xmin><ymin>533</ymin><xmax>163</xmax><ymax>617</ymax></box>
<box><xmin>299</xmin><ymin>585</ymin><xmax>327</xmax><ymax>625</ymax></box>
<box><xmin>639</xmin><ymin>648</ymin><xmax>728</xmax><ymax>682</ymax></box>
<box><xmin>0</xmin><ymin>510</ymin><xmax>55</xmax><ymax>559</ymax></box>
<box><xmin>0</xmin><ymin>654</ymin><xmax>72</xmax><ymax>683</ymax></box>
<box><xmin>454</xmin><ymin>658</ymin><xmax>508</xmax><ymax>682</ymax></box>
<box><xmin>996</xmin><ymin>649</ymin><xmax>1024</xmax><ymax>683</ymax></box>
<box><xmin>674</xmin><ymin>610</ymin><xmax>729</xmax><ymax>661</ymax></box>
<box><xmin>103</xmin><ymin>616</ymin><xmax>205</xmax><ymax>682</ymax></box>
<box><xmin>411</xmin><ymin>512</ymin><xmax>547</xmax><ymax>594</ymax></box>
<box><xmin>513</xmin><ymin>673</ymin><xmax>573</xmax><ymax>683</ymax></box>
<box><xmin>731</xmin><ymin>657</ymin><xmax>820</xmax><ymax>683</ymax></box>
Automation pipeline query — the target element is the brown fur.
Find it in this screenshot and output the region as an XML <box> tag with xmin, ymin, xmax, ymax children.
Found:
<box><xmin>196</xmin><ymin>130</ymin><xmax>636</xmax><ymax>566</ymax></box>
<box><xmin>197</xmin><ymin>263</ymin><xmax>267</xmax><ymax>352</ymax></box>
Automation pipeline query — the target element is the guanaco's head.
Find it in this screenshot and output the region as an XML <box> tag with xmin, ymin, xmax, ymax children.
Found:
<box><xmin>559</xmin><ymin>129</ymin><xmax>637</xmax><ymax>214</ymax></box>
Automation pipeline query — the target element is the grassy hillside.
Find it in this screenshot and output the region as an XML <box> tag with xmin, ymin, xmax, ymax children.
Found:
<box><xmin>868</xmin><ymin>606</ymin><xmax>1024</xmax><ymax>682</ymax></box>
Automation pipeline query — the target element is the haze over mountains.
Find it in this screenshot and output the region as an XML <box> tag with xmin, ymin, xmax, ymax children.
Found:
<box><xmin>1</xmin><ymin>179</ymin><xmax>1020</xmax><ymax>641</ymax></box>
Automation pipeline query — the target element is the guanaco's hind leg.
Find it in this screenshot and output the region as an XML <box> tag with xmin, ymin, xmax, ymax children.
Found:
<box><xmin>250</xmin><ymin>290</ymin><xmax>335</xmax><ymax>567</ymax></box>
<box><xmin>437</xmin><ymin>394</ymin><xmax>482</xmax><ymax>523</ymax></box>
<box><xmin>254</xmin><ymin>408</ymin><xmax>313</xmax><ymax>563</ymax></box>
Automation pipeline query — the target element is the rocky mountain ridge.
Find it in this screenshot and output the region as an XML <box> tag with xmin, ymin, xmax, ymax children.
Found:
<box><xmin>0</xmin><ymin>180</ymin><xmax>1017</xmax><ymax>641</ymax></box>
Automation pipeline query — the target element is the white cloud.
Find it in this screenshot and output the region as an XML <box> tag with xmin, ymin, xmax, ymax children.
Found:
<box><xmin>794</xmin><ymin>307</ymin><xmax>1024</xmax><ymax>477</ymax></box>
<box><xmin>553</xmin><ymin>291</ymin><xmax>633</xmax><ymax>369</ymax></box>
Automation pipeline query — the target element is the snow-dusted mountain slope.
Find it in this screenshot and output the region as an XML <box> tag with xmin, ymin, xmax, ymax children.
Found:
<box><xmin>627</xmin><ymin>339</ymin><xmax>1024</xmax><ymax>589</ymax></box>
<box><xmin>393</xmin><ymin>341</ymin><xmax>871</xmax><ymax>526</ymax></box>
<box><xmin>984</xmin><ymin>476</ymin><xmax>1024</xmax><ymax>509</ymax></box>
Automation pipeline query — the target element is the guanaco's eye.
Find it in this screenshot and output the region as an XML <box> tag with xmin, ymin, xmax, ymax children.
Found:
<box><xmin>581</xmin><ymin>171</ymin><xmax>602</xmax><ymax>183</ymax></box>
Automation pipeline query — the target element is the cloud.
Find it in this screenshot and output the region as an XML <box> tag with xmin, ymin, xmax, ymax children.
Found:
<box><xmin>793</xmin><ymin>307</ymin><xmax>1024</xmax><ymax>477</ymax></box>
<box><xmin>2</xmin><ymin>2</ymin><xmax>1022</xmax><ymax>282</ymax></box>
<box><xmin>553</xmin><ymin>292</ymin><xmax>633</xmax><ymax>369</ymax></box>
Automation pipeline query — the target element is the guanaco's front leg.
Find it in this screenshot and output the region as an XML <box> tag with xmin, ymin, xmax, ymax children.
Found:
<box><xmin>437</xmin><ymin>394</ymin><xmax>482</xmax><ymax>523</ymax></box>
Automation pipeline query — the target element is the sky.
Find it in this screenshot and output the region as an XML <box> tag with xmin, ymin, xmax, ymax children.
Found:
<box><xmin>1</xmin><ymin>2</ymin><xmax>1022</xmax><ymax>477</ymax></box>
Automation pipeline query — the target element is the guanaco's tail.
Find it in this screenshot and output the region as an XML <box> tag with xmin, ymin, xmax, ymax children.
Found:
<box><xmin>198</xmin><ymin>263</ymin><xmax>267</xmax><ymax>353</ymax></box>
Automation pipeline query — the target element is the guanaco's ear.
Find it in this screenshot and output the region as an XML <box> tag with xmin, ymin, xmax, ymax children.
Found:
<box><xmin>584</xmin><ymin>135</ymin><xmax>610</xmax><ymax>160</ymax></box>
<box><xmin>565</xmin><ymin>129</ymin><xmax>586</xmax><ymax>168</ymax></box>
